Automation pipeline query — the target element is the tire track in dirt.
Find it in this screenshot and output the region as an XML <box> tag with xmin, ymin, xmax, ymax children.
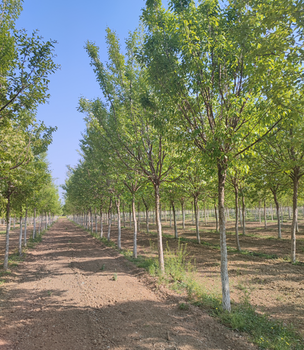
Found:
<box><xmin>0</xmin><ymin>218</ymin><xmax>257</xmax><ymax>350</ymax></box>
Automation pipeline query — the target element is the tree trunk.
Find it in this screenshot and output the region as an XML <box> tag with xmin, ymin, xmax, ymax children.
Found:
<box><xmin>100</xmin><ymin>205</ymin><xmax>103</xmax><ymax>238</ymax></box>
<box><xmin>273</xmin><ymin>192</ymin><xmax>281</xmax><ymax>238</ymax></box>
<box><xmin>116</xmin><ymin>198</ymin><xmax>121</xmax><ymax>250</ymax></box>
<box><xmin>242</xmin><ymin>195</ymin><xmax>246</xmax><ymax>236</ymax></box>
<box><xmin>264</xmin><ymin>200</ymin><xmax>267</xmax><ymax>229</ymax></box>
<box><xmin>90</xmin><ymin>208</ymin><xmax>93</xmax><ymax>233</ymax></box>
<box><xmin>258</xmin><ymin>201</ymin><xmax>261</xmax><ymax>224</ymax></box>
<box><xmin>194</xmin><ymin>196</ymin><xmax>200</xmax><ymax>243</ymax></box>
<box><xmin>33</xmin><ymin>208</ymin><xmax>36</xmax><ymax>239</ymax></box>
<box><xmin>122</xmin><ymin>202</ymin><xmax>126</xmax><ymax>227</ymax></box>
<box><xmin>154</xmin><ymin>183</ymin><xmax>165</xmax><ymax>273</ymax></box>
<box><xmin>181</xmin><ymin>200</ymin><xmax>185</xmax><ymax>229</ymax></box>
<box><xmin>214</xmin><ymin>204</ymin><xmax>219</xmax><ymax>232</ymax></box>
<box><xmin>4</xmin><ymin>197</ymin><xmax>11</xmax><ymax>271</ymax></box>
<box><xmin>234</xmin><ymin>186</ymin><xmax>241</xmax><ymax>251</ymax></box>
<box><xmin>132</xmin><ymin>194</ymin><xmax>137</xmax><ymax>258</ymax></box>
<box><xmin>172</xmin><ymin>201</ymin><xmax>178</xmax><ymax>239</ymax></box>
<box><xmin>95</xmin><ymin>208</ymin><xmax>97</xmax><ymax>233</ymax></box>
<box><xmin>24</xmin><ymin>208</ymin><xmax>28</xmax><ymax>247</ymax></box>
<box><xmin>218</xmin><ymin>163</ymin><xmax>231</xmax><ymax>312</ymax></box>
<box><xmin>142</xmin><ymin>198</ymin><xmax>149</xmax><ymax>233</ymax></box>
<box><xmin>107</xmin><ymin>198</ymin><xmax>112</xmax><ymax>241</ymax></box>
<box><xmin>19</xmin><ymin>216</ymin><xmax>23</xmax><ymax>255</ymax></box>
<box><xmin>291</xmin><ymin>173</ymin><xmax>299</xmax><ymax>263</ymax></box>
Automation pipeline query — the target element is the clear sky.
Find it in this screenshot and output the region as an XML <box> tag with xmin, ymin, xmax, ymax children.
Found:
<box><xmin>16</xmin><ymin>0</ymin><xmax>148</xmax><ymax>200</ymax></box>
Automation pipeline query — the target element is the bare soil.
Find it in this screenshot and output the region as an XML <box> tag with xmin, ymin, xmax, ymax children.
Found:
<box><xmin>118</xmin><ymin>216</ymin><xmax>304</xmax><ymax>337</ymax></box>
<box><xmin>0</xmin><ymin>218</ymin><xmax>258</xmax><ymax>350</ymax></box>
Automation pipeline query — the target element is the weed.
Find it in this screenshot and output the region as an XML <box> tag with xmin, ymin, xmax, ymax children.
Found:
<box><xmin>178</xmin><ymin>302</ymin><xmax>189</xmax><ymax>310</ymax></box>
<box><xmin>100</xmin><ymin>264</ymin><xmax>106</xmax><ymax>271</ymax></box>
<box><xmin>112</xmin><ymin>273</ymin><xmax>118</xmax><ymax>281</ymax></box>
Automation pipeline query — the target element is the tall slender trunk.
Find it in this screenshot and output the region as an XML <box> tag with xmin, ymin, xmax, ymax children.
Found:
<box><xmin>264</xmin><ymin>200</ymin><xmax>267</xmax><ymax>229</ymax></box>
<box><xmin>95</xmin><ymin>208</ymin><xmax>97</xmax><ymax>233</ymax></box>
<box><xmin>33</xmin><ymin>208</ymin><xmax>36</xmax><ymax>239</ymax></box>
<box><xmin>273</xmin><ymin>191</ymin><xmax>281</xmax><ymax>238</ymax></box>
<box><xmin>234</xmin><ymin>186</ymin><xmax>241</xmax><ymax>251</ymax></box>
<box><xmin>132</xmin><ymin>194</ymin><xmax>137</xmax><ymax>258</ymax></box>
<box><xmin>142</xmin><ymin>198</ymin><xmax>149</xmax><ymax>233</ymax></box>
<box><xmin>218</xmin><ymin>163</ymin><xmax>231</xmax><ymax>312</ymax></box>
<box><xmin>171</xmin><ymin>201</ymin><xmax>178</xmax><ymax>239</ymax></box>
<box><xmin>291</xmin><ymin>173</ymin><xmax>299</xmax><ymax>263</ymax></box>
<box><xmin>154</xmin><ymin>183</ymin><xmax>164</xmax><ymax>273</ymax></box>
<box><xmin>4</xmin><ymin>197</ymin><xmax>11</xmax><ymax>271</ymax></box>
<box><xmin>24</xmin><ymin>208</ymin><xmax>28</xmax><ymax>247</ymax></box>
<box><xmin>181</xmin><ymin>201</ymin><xmax>185</xmax><ymax>229</ymax></box>
<box><xmin>107</xmin><ymin>198</ymin><xmax>112</xmax><ymax>241</ymax></box>
<box><xmin>100</xmin><ymin>205</ymin><xmax>103</xmax><ymax>238</ymax></box>
<box><xmin>204</xmin><ymin>202</ymin><xmax>207</xmax><ymax>225</ymax></box>
<box><xmin>122</xmin><ymin>202</ymin><xmax>126</xmax><ymax>227</ymax></box>
<box><xmin>116</xmin><ymin>198</ymin><xmax>121</xmax><ymax>250</ymax></box>
<box><xmin>258</xmin><ymin>201</ymin><xmax>261</xmax><ymax>224</ymax></box>
<box><xmin>19</xmin><ymin>216</ymin><xmax>23</xmax><ymax>255</ymax></box>
<box><xmin>194</xmin><ymin>196</ymin><xmax>200</xmax><ymax>243</ymax></box>
<box><xmin>214</xmin><ymin>204</ymin><xmax>219</xmax><ymax>232</ymax></box>
<box><xmin>242</xmin><ymin>195</ymin><xmax>246</xmax><ymax>236</ymax></box>
<box><xmin>90</xmin><ymin>208</ymin><xmax>93</xmax><ymax>233</ymax></box>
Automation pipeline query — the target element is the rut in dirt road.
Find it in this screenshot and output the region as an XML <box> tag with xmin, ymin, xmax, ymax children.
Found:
<box><xmin>0</xmin><ymin>218</ymin><xmax>257</xmax><ymax>350</ymax></box>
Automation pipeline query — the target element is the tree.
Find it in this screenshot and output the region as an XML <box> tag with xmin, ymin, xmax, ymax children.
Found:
<box><xmin>141</xmin><ymin>0</ymin><xmax>303</xmax><ymax>310</ymax></box>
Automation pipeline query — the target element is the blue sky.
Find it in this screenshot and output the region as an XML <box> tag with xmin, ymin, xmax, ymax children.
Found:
<box><xmin>16</xmin><ymin>0</ymin><xmax>148</xmax><ymax>199</ymax></box>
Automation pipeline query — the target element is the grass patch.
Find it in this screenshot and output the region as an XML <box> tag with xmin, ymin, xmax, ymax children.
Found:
<box><xmin>0</xmin><ymin>231</ymin><xmax>6</xmax><ymax>235</ymax></box>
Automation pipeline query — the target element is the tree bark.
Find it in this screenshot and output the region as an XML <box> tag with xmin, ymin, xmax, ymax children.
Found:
<box><xmin>107</xmin><ymin>198</ymin><xmax>112</xmax><ymax>241</ymax></box>
<box><xmin>4</xmin><ymin>197</ymin><xmax>11</xmax><ymax>271</ymax></box>
<box><xmin>194</xmin><ymin>196</ymin><xmax>200</xmax><ymax>243</ymax></box>
<box><xmin>291</xmin><ymin>172</ymin><xmax>299</xmax><ymax>263</ymax></box>
<box><xmin>234</xmin><ymin>186</ymin><xmax>241</xmax><ymax>251</ymax></box>
<box><xmin>19</xmin><ymin>216</ymin><xmax>22</xmax><ymax>255</ymax></box>
<box><xmin>132</xmin><ymin>194</ymin><xmax>137</xmax><ymax>258</ymax></box>
<box><xmin>242</xmin><ymin>194</ymin><xmax>246</xmax><ymax>236</ymax></box>
<box><xmin>154</xmin><ymin>183</ymin><xmax>165</xmax><ymax>273</ymax></box>
<box><xmin>181</xmin><ymin>200</ymin><xmax>185</xmax><ymax>229</ymax></box>
<box><xmin>218</xmin><ymin>163</ymin><xmax>231</xmax><ymax>312</ymax></box>
<box><xmin>116</xmin><ymin>198</ymin><xmax>121</xmax><ymax>250</ymax></box>
<box><xmin>264</xmin><ymin>200</ymin><xmax>267</xmax><ymax>229</ymax></box>
<box><xmin>171</xmin><ymin>201</ymin><xmax>178</xmax><ymax>239</ymax></box>
<box><xmin>95</xmin><ymin>208</ymin><xmax>97</xmax><ymax>233</ymax></box>
<box><xmin>273</xmin><ymin>191</ymin><xmax>281</xmax><ymax>238</ymax></box>
<box><xmin>24</xmin><ymin>208</ymin><xmax>28</xmax><ymax>247</ymax></box>
<box><xmin>214</xmin><ymin>203</ymin><xmax>219</xmax><ymax>232</ymax></box>
<box><xmin>33</xmin><ymin>208</ymin><xmax>36</xmax><ymax>239</ymax></box>
<box><xmin>100</xmin><ymin>205</ymin><xmax>103</xmax><ymax>238</ymax></box>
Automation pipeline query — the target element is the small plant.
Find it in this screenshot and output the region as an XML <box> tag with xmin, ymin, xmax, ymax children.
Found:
<box><xmin>112</xmin><ymin>273</ymin><xmax>118</xmax><ymax>281</ymax></box>
<box><xmin>100</xmin><ymin>264</ymin><xmax>106</xmax><ymax>271</ymax></box>
<box><xmin>178</xmin><ymin>302</ymin><xmax>189</xmax><ymax>310</ymax></box>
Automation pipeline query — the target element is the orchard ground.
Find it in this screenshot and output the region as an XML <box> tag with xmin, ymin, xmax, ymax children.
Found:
<box><xmin>0</xmin><ymin>216</ymin><xmax>303</xmax><ymax>349</ymax></box>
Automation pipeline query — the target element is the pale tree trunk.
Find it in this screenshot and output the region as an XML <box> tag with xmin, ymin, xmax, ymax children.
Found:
<box><xmin>132</xmin><ymin>194</ymin><xmax>137</xmax><ymax>258</ymax></box>
<box><xmin>24</xmin><ymin>208</ymin><xmax>28</xmax><ymax>247</ymax></box>
<box><xmin>204</xmin><ymin>202</ymin><xmax>207</xmax><ymax>225</ymax></box>
<box><xmin>234</xmin><ymin>186</ymin><xmax>241</xmax><ymax>251</ymax></box>
<box><xmin>192</xmin><ymin>202</ymin><xmax>194</xmax><ymax>224</ymax></box>
<box><xmin>214</xmin><ymin>204</ymin><xmax>219</xmax><ymax>232</ymax></box>
<box><xmin>291</xmin><ymin>172</ymin><xmax>299</xmax><ymax>263</ymax></box>
<box><xmin>242</xmin><ymin>195</ymin><xmax>246</xmax><ymax>236</ymax></box>
<box><xmin>122</xmin><ymin>202</ymin><xmax>126</xmax><ymax>227</ymax></box>
<box><xmin>33</xmin><ymin>208</ymin><xmax>36</xmax><ymax>239</ymax></box>
<box><xmin>218</xmin><ymin>164</ymin><xmax>231</xmax><ymax>312</ymax></box>
<box><xmin>90</xmin><ymin>208</ymin><xmax>93</xmax><ymax>233</ymax></box>
<box><xmin>258</xmin><ymin>201</ymin><xmax>261</xmax><ymax>224</ymax></box>
<box><xmin>194</xmin><ymin>196</ymin><xmax>200</xmax><ymax>243</ymax></box>
<box><xmin>171</xmin><ymin>201</ymin><xmax>178</xmax><ymax>239</ymax></box>
<box><xmin>169</xmin><ymin>206</ymin><xmax>172</xmax><ymax>228</ymax></box>
<box><xmin>19</xmin><ymin>216</ymin><xmax>23</xmax><ymax>255</ymax></box>
<box><xmin>181</xmin><ymin>200</ymin><xmax>185</xmax><ymax>229</ymax></box>
<box><xmin>4</xmin><ymin>198</ymin><xmax>11</xmax><ymax>271</ymax></box>
<box><xmin>264</xmin><ymin>200</ymin><xmax>267</xmax><ymax>229</ymax></box>
<box><xmin>154</xmin><ymin>183</ymin><xmax>165</xmax><ymax>273</ymax></box>
<box><xmin>107</xmin><ymin>199</ymin><xmax>112</xmax><ymax>241</ymax></box>
<box><xmin>273</xmin><ymin>191</ymin><xmax>281</xmax><ymax>238</ymax></box>
<box><xmin>116</xmin><ymin>198</ymin><xmax>121</xmax><ymax>250</ymax></box>
<box><xmin>100</xmin><ymin>205</ymin><xmax>103</xmax><ymax>238</ymax></box>
<box><xmin>95</xmin><ymin>208</ymin><xmax>97</xmax><ymax>233</ymax></box>
<box><xmin>142</xmin><ymin>197</ymin><xmax>149</xmax><ymax>233</ymax></box>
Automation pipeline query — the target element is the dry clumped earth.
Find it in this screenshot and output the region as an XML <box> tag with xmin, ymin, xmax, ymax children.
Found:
<box><xmin>0</xmin><ymin>218</ymin><xmax>258</xmax><ymax>350</ymax></box>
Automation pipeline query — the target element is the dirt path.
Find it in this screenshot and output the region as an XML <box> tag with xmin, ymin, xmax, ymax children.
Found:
<box><xmin>0</xmin><ymin>218</ymin><xmax>258</xmax><ymax>350</ymax></box>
